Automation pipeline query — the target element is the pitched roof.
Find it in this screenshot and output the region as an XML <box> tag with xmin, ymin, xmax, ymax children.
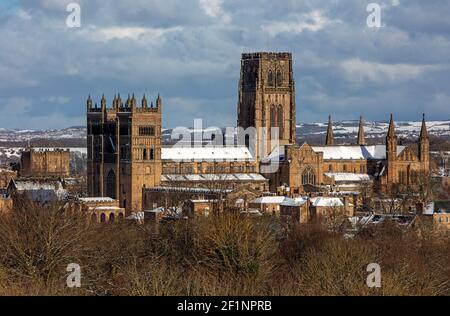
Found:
<box><xmin>310</xmin><ymin>197</ymin><xmax>344</xmax><ymax>207</ymax></box>
<box><xmin>161</xmin><ymin>146</ymin><xmax>254</xmax><ymax>161</ymax></box>
<box><xmin>251</xmin><ymin>196</ymin><xmax>286</xmax><ymax>204</ymax></box>
<box><xmin>281</xmin><ymin>197</ymin><xmax>308</xmax><ymax>207</ymax></box>
<box><xmin>161</xmin><ymin>173</ymin><xmax>267</xmax><ymax>182</ymax></box>
<box><xmin>311</xmin><ymin>145</ymin><xmax>405</xmax><ymax>160</ymax></box>
<box><xmin>324</xmin><ymin>172</ymin><xmax>372</xmax><ymax>182</ymax></box>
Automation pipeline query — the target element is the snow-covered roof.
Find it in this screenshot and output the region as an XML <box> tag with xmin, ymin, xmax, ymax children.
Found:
<box><xmin>144</xmin><ymin>186</ymin><xmax>232</xmax><ymax>194</ymax></box>
<box><xmin>162</xmin><ymin>173</ymin><xmax>267</xmax><ymax>182</ymax></box>
<box><xmin>127</xmin><ymin>212</ymin><xmax>145</xmax><ymax>221</ymax></box>
<box><xmin>310</xmin><ymin>197</ymin><xmax>344</xmax><ymax>207</ymax></box>
<box><xmin>9</xmin><ymin>179</ymin><xmax>67</xmax><ymax>202</ymax></box>
<box><xmin>93</xmin><ymin>206</ymin><xmax>123</xmax><ymax>211</ymax></box>
<box><xmin>324</xmin><ymin>172</ymin><xmax>372</xmax><ymax>182</ymax></box>
<box><xmin>161</xmin><ymin>146</ymin><xmax>254</xmax><ymax>161</ymax></box>
<box><xmin>79</xmin><ymin>197</ymin><xmax>116</xmax><ymax>203</ymax></box>
<box><xmin>11</xmin><ymin>179</ymin><xmax>64</xmax><ymax>191</ymax></box>
<box><xmin>311</xmin><ymin>145</ymin><xmax>405</xmax><ymax>160</ymax></box>
<box><xmin>251</xmin><ymin>196</ymin><xmax>286</xmax><ymax>204</ymax></box>
<box><xmin>263</xmin><ymin>144</ymin><xmax>406</xmax><ymax>162</ymax></box>
<box><xmin>281</xmin><ymin>197</ymin><xmax>307</xmax><ymax>207</ymax></box>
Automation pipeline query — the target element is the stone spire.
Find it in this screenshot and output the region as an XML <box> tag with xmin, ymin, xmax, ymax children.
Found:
<box><xmin>419</xmin><ymin>113</ymin><xmax>429</xmax><ymax>140</ymax></box>
<box><xmin>325</xmin><ymin>115</ymin><xmax>334</xmax><ymax>145</ymax></box>
<box><xmin>142</xmin><ymin>94</ymin><xmax>148</xmax><ymax>108</ymax></box>
<box><xmin>101</xmin><ymin>94</ymin><xmax>106</xmax><ymax>110</ymax></box>
<box><xmin>87</xmin><ymin>95</ymin><xmax>92</xmax><ymax>110</ymax></box>
<box><xmin>357</xmin><ymin>116</ymin><xmax>366</xmax><ymax>145</ymax></box>
<box><xmin>387</xmin><ymin>113</ymin><xmax>396</xmax><ymax>139</ymax></box>
<box><xmin>419</xmin><ymin>113</ymin><xmax>429</xmax><ymax>163</ymax></box>
<box><xmin>386</xmin><ymin>113</ymin><xmax>397</xmax><ymax>163</ymax></box>
<box><xmin>156</xmin><ymin>93</ymin><xmax>162</xmax><ymax>109</ymax></box>
<box><xmin>131</xmin><ymin>93</ymin><xmax>136</xmax><ymax>111</ymax></box>
<box><xmin>117</xmin><ymin>93</ymin><xmax>122</xmax><ymax>109</ymax></box>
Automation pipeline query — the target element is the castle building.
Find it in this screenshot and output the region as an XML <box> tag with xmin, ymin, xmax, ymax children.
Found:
<box><xmin>20</xmin><ymin>148</ymin><xmax>70</xmax><ymax>178</ymax></box>
<box><xmin>86</xmin><ymin>52</ymin><xmax>430</xmax><ymax>214</ymax></box>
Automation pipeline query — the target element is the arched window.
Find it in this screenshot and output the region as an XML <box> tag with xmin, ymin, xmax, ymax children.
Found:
<box><xmin>276</xmin><ymin>70</ymin><xmax>283</xmax><ymax>86</ymax></box>
<box><xmin>150</xmin><ymin>148</ymin><xmax>155</xmax><ymax>160</ymax></box>
<box><xmin>143</xmin><ymin>148</ymin><xmax>147</xmax><ymax>160</ymax></box>
<box><xmin>302</xmin><ymin>168</ymin><xmax>316</xmax><ymax>185</ymax></box>
<box><xmin>118</xmin><ymin>213</ymin><xmax>124</xmax><ymax>221</ymax></box>
<box><xmin>100</xmin><ymin>213</ymin><xmax>106</xmax><ymax>223</ymax></box>
<box><xmin>109</xmin><ymin>213</ymin><xmax>115</xmax><ymax>223</ymax></box>
<box><xmin>267</xmin><ymin>70</ymin><xmax>274</xmax><ymax>86</ymax></box>
<box><xmin>106</xmin><ymin>169</ymin><xmax>116</xmax><ymax>199</ymax></box>
<box><xmin>277</xmin><ymin>105</ymin><xmax>284</xmax><ymax>139</ymax></box>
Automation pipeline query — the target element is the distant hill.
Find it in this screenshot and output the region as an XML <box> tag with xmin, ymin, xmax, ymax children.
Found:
<box><xmin>0</xmin><ymin>120</ymin><xmax>448</xmax><ymax>147</ymax></box>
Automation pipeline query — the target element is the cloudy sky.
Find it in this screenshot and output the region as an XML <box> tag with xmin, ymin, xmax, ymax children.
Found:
<box><xmin>0</xmin><ymin>0</ymin><xmax>449</xmax><ymax>129</ymax></box>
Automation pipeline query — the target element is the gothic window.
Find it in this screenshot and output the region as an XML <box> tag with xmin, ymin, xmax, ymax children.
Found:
<box><xmin>143</xmin><ymin>148</ymin><xmax>147</xmax><ymax>160</ymax></box>
<box><xmin>139</xmin><ymin>126</ymin><xmax>155</xmax><ymax>136</ymax></box>
<box><xmin>109</xmin><ymin>213</ymin><xmax>115</xmax><ymax>223</ymax></box>
<box><xmin>328</xmin><ymin>165</ymin><xmax>333</xmax><ymax>172</ymax></box>
<box><xmin>94</xmin><ymin>144</ymin><xmax>101</xmax><ymax>159</ymax></box>
<box><xmin>302</xmin><ymin>167</ymin><xmax>316</xmax><ymax>185</ymax></box>
<box><xmin>100</xmin><ymin>213</ymin><xmax>106</xmax><ymax>223</ymax></box>
<box><xmin>150</xmin><ymin>148</ymin><xmax>155</xmax><ymax>160</ymax></box>
<box><xmin>277</xmin><ymin>105</ymin><xmax>284</xmax><ymax>138</ymax></box>
<box><xmin>276</xmin><ymin>70</ymin><xmax>283</xmax><ymax>86</ymax></box>
<box><xmin>106</xmin><ymin>169</ymin><xmax>116</xmax><ymax>199</ymax></box>
<box><xmin>267</xmin><ymin>70</ymin><xmax>274</xmax><ymax>87</ymax></box>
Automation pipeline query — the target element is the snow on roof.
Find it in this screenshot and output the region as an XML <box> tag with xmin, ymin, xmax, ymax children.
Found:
<box><xmin>310</xmin><ymin>197</ymin><xmax>344</xmax><ymax>207</ymax></box>
<box><xmin>190</xmin><ymin>199</ymin><xmax>217</xmax><ymax>203</ymax></box>
<box><xmin>79</xmin><ymin>197</ymin><xmax>116</xmax><ymax>203</ymax></box>
<box><xmin>145</xmin><ymin>207</ymin><xmax>165</xmax><ymax>213</ymax></box>
<box><xmin>127</xmin><ymin>212</ymin><xmax>145</xmax><ymax>221</ymax></box>
<box><xmin>311</xmin><ymin>145</ymin><xmax>405</xmax><ymax>160</ymax></box>
<box><xmin>262</xmin><ymin>144</ymin><xmax>406</xmax><ymax>162</ymax></box>
<box><xmin>281</xmin><ymin>197</ymin><xmax>307</xmax><ymax>207</ymax></box>
<box><xmin>251</xmin><ymin>196</ymin><xmax>286</xmax><ymax>204</ymax></box>
<box><xmin>324</xmin><ymin>172</ymin><xmax>372</xmax><ymax>182</ymax></box>
<box><xmin>93</xmin><ymin>206</ymin><xmax>123</xmax><ymax>211</ymax></box>
<box><xmin>145</xmin><ymin>186</ymin><xmax>232</xmax><ymax>194</ymax></box>
<box><xmin>161</xmin><ymin>146</ymin><xmax>254</xmax><ymax>161</ymax></box>
<box><xmin>162</xmin><ymin>173</ymin><xmax>267</xmax><ymax>182</ymax></box>
<box><xmin>12</xmin><ymin>179</ymin><xmax>64</xmax><ymax>191</ymax></box>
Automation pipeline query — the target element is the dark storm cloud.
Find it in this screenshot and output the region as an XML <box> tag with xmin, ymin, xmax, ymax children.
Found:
<box><xmin>0</xmin><ymin>0</ymin><xmax>449</xmax><ymax>129</ymax></box>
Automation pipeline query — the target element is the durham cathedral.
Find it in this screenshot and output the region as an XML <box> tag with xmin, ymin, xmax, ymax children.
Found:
<box><xmin>86</xmin><ymin>52</ymin><xmax>430</xmax><ymax>215</ymax></box>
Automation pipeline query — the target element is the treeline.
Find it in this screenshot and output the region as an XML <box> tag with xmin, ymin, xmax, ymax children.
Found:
<box><xmin>0</xmin><ymin>200</ymin><xmax>449</xmax><ymax>296</ymax></box>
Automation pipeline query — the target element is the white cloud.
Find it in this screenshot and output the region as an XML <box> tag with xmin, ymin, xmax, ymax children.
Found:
<box><xmin>199</xmin><ymin>0</ymin><xmax>231</xmax><ymax>23</ymax></box>
<box><xmin>16</xmin><ymin>9</ymin><xmax>32</xmax><ymax>20</ymax></box>
<box><xmin>83</xmin><ymin>26</ymin><xmax>183</xmax><ymax>42</ymax></box>
<box><xmin>262</xmin><ymin>11</ymin><xmax>337</xmax><ymax>37</ymax></box>
<box><xmin>339</xmin><ymin>58</ymin><xmax>442</xmax><ymax>83</ymax></box>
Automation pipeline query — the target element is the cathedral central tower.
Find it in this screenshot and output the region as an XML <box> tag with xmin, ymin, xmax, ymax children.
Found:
<box><xmin>237</xmin><ymin>52</ymin><xmax>296</xmax><ymax>158</ymax></box>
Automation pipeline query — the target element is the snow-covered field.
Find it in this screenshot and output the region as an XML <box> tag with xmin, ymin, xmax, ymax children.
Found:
<box><xmin>0</xmin><ymin>119</ymin><xmax>448</xmax><ymax>147</ymax></box>
<box><xmin>297</xmin><ymin>120</ymin><xmax>450</xmax><ymax>139</ymax></box>
<box><xmin>0</xmin><ymin>126</ymin><xmax>86</xmax><ymax>142</ymax></box>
